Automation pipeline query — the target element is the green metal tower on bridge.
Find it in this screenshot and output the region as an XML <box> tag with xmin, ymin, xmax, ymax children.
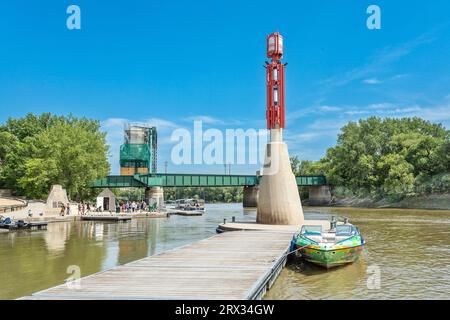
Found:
<box><xmin>119</xmin><ymin>123</ymin><xmax>157</xmax><ymax>175</ymax></box>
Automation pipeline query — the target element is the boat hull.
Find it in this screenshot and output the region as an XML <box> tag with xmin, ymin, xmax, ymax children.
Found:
<box><xmin>298</xmin><ymin>245</ymin><xmax>363</xmax><ymax>268</ymax></box>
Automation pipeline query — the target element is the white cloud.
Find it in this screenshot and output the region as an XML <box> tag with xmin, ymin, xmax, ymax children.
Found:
<box><xmin>184</xmin><ymin>115</ymin><xmax>224</xmax><ymax>125</ymax></box>
<box><xmin>319</xmin><ymin>105</ymin><xmax>341</xmax><ymax>112</ymax></box>
<box><xmin>418</xmin><ymin>106</ymin><xmax>450</xmax><ymax>123</ymax></box>
<box><xmin>307</xmin><ymin>119</ymin><xmax>347</xmax><ymax>130</ymax></box>
<box><xmin>383</xmin><ymin>106</ymin><xmax>422</xmax><ymax>114</ymax></box>
<box><xmin>183</xmin><ymin>115</ymin><xmax>243</xmax><ymax>126</ymax></box>
<box><xmin>344</xmin><ymin>110</ymin><xmax>370</xmax><ymax>116</ymax></box>
<box><xmin>145</xmin><ymin>118</ymin><xmax>180</xmax><ymax>130</ymax></box>
<box><xmin>287</xmin><ymin>105</ymin><xmax>342</xmax><ymax>123</ymax></box>
<box><xmin>363</xmin><ymin>78</ymin><xmax>382</xmax><ymax>85</ymax></box>
<box><xmin>286</xmin><ymin>131</ymin><xmax>337</xmax><ymax>143</ymax></box>
<box><xmin>368</xmin><ymin>103</ymin><xmax>395</xmax><ymax>110</ymax></box>
<box><xmin>390</xmin><ymin>74</ymin><xmax>410</xmax><ymax>80</ymax></box>
<box><xmin>318</xmin><ymin>32</ymin><xmax>435</xmax><ymax>91</ymax></box>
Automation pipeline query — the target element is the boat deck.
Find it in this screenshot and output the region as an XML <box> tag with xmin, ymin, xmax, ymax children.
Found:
<box><xmin>22</xmin><ymin>230</ymin><xmax>293</xmax><ymax>300</ymax></box>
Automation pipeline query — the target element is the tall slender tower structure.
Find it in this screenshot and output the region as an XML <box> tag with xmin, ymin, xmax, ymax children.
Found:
<box><xmin>257</xmin><ymin>32</ymin><xmax>304</xmax><ymax>225</ymax></box>
<box><xmin>265</xmin><ymin>32</ymin><xmax>286</xmax><ymax>133</ymax></box>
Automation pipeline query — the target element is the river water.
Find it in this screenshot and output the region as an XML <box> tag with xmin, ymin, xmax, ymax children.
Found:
<box><xmin>1</xmin><ymin>204</ymin><xmax>449</xmax><ymax>300</ymax></box>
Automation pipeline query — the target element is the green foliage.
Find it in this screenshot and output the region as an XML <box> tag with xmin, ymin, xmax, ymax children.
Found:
<box><xmin>414</xmin><ymin>173</ymin><xmax>450</xmax><ymax>194</ymax></box>
<box><xmin>291</xmin><ymin>157</ymin><xmax>325</xmax><ymax>176</ymax></box>
<box><xmin>290</xmin><ymin>117</ymin><xmax>449</xmax><ymax>199</ymax></box>
<box><xmin>0</xmin><ymin>113</ymin><xmax>110</xmax><ymax>200</ymax></box>
<box><xmin>164</xmin><ymin>186</ymin><xmax>243</xmax><ymax>203</ymax></box>
<box><xmin>112</xmin><ymin>188</ymin><xmax>145</xmax><ymax>202</ymax></box>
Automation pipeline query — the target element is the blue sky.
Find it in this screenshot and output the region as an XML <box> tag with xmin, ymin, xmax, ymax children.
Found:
<box><xmin>1</xmin><ymin>0</ymin><xmax>449</xmax><ymax>175</ymax></box>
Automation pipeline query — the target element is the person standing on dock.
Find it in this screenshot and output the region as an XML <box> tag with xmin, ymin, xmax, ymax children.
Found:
<box><xmin>60</xmin><ymin>204</ymin><xmax>65</xmax><ymax>216</ymax></box>
<box><xmin>66</xmin><ymin>203</ymin><xmax>71</xmax><ymax>215</ymax></box>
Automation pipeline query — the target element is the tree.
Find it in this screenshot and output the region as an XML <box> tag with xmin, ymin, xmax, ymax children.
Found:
<box><xmin>0</xmin><ymin>113</ymin><xmax>110</xmax><ymax>200</ymax></box>
<box><xmin>290</xmin><ymin>116</ymin><xmax>449</xmax><ymax>199</ymax></box>
<box><xmin>377</xmin><ymin>153</ymin><xmax>415</xmax><ymax>198</ymax></box>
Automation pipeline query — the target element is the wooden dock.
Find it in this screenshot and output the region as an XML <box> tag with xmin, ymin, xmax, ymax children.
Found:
<box><xmin>28</xmin><ymin>221</ymin><xmax>48</xmax><ymax>230</ymax></box>
<box><xmin>81</xmin><ymin>215</ymin><xmax>132</xmax><ymax>222</ymax></box>
<box><xmin>22</xmin><ymin>230</ymin><xmax>293</xmax><ymax>300</ymax></box>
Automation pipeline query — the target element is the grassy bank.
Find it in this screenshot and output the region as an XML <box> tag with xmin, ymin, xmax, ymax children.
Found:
<box><xmin>329</xmin><ymin>193</ymin><xmax>450</xmax><ymax>210</ymax></box>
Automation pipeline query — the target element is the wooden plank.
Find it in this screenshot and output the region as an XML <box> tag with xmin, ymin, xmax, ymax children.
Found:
<box><xmin>22</xmin><ymin>231</ymin><xmax>292</xmax><ymax>300</ymax></box>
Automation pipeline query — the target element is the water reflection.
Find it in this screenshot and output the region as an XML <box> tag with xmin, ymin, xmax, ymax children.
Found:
<box><xmin>44</xmin><ymin>223</ymin><xmax>71</xmax><ymax>254</ymax></box>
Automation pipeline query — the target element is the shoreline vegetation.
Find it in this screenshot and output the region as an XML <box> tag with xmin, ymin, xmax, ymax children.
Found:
<box><xmin>292</xmin><ymin>117</ymin><xmax>449</xmax><ymax>211</ymax></box>
<box><xmin>303</xmin><ymin>193</ymin><xmax>450</xmax><ymax>211</ymax></box>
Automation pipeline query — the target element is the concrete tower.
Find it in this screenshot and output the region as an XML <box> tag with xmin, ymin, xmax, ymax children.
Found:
<box><xmin>256</xmin><ymin>32</ymin><xmax>304</xmax><ymax>225</ymax></box>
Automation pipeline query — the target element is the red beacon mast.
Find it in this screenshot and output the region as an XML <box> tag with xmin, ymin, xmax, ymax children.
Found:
<box><xmin>266</xmin><ymin>32</ymin><xmax>286</xmax><ymax>130</ymax></box>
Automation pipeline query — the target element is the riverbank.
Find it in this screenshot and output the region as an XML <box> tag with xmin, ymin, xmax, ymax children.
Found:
<box><xmin>328</xmin><ymin>193</ymin><xmax>450</xmax><ymax>210</ymax></box>
<box><xmin>0</xmin><ymin>199</ymin><xmax>168</xmax><ymax>222</ymax></box>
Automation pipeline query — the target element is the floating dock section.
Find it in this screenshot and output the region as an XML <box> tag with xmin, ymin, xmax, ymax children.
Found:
<box><xmin>22</xmin><ymin>230</ymin><xmax>293</xmax><ymax>300</ymax></box>
<box><xmin>80</xmin><ymin>215</ymin><xmax>132</xmax><ymax>222</ymax></box>
<box><xmin>166</xmin><ymin>209</ymin><xmax>204</xmax><ymax>216</ymax></box>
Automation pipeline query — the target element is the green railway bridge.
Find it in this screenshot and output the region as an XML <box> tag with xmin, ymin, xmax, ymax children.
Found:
<box><xmin>91</xmin><ymin>173</ymin><xmax>331</xmax><ymax>206</ymax></box>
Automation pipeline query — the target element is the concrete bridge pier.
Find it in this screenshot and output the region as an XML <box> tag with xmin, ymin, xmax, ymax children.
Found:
<box><xmin>257</xmin><ymin>129</ymin><xmax>304</xmax><ymax>225</ymax></box>
<box><xmin>145</xmin><ymin>187</ymin><xmax>164</xmax><ymax>209</ymax></box>
<box><xmin>243</xmin><ymin>185</ymin><xmax>259</xmax><ymax>208</ymax></box>
<box><xmin>308</xmin><ymin>185</ymin><xmax>332</xmax><ymax>206</ymax></box>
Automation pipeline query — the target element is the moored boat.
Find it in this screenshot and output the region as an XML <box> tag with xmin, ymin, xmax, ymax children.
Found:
<box><xmin>172</xmin><ymin>198</ymin><xmax>205</xmax><ymax>211</ymax></box>
<box><xmin>291</xmin><ymin>217</ymin><xmax>364</xmax><ymax>268</ymax></box>
<box><xmin>0</xmin><ymin>216</ymin><xmax>30</xmax><ymax>230</ymax></box>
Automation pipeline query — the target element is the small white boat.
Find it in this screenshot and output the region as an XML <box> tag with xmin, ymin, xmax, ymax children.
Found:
<box><xmin>169</xmin><ymin>199</ymin><xmax>205</xmax><ymax>211</ymax></box>
<box><xmin>165</xmin><ymin>199</ymin><xmax>205</xmax><ymax>216</ymax></box>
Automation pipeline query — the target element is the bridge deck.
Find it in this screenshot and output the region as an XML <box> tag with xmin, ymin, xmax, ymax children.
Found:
<box><xmin>91</xmin><ymin>173</ymin><xmax>327</xmax><ymax>188</ymax></box>
<box><xmin>22</xmin><ymin>231</ymin><xmax>293</xmax><ymax>300</ymax></box>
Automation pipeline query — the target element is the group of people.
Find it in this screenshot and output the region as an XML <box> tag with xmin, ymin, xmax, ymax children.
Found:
<box><xmin>118</xmin><ymin>200</ymin><xmax>149</xmax><ymax>213</ymax></box>
<box><xmin>58</xmin><ymin>202</ymin><xmax>93</xmax><ymax>216</ymax></box>
<box><xmin>59</xmin><ymin>200</ymin><xmax>154</xmax><ymax>216</ymax></box>
<box><xmin>77</xmin><ymin>202</ymin><xmax>92</xmax><ymax>215</ymax></box>
<box><xmin>59</xmin><ymin>203</ymin><xmax>72</xmax><ymax>216</ymax></box>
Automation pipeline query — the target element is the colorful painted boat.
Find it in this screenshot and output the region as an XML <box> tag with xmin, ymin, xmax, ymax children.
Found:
<box><xmin>291</xmin><ymin>219</ymin><xmax>364</xmax><ymax>269</ymax></box>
